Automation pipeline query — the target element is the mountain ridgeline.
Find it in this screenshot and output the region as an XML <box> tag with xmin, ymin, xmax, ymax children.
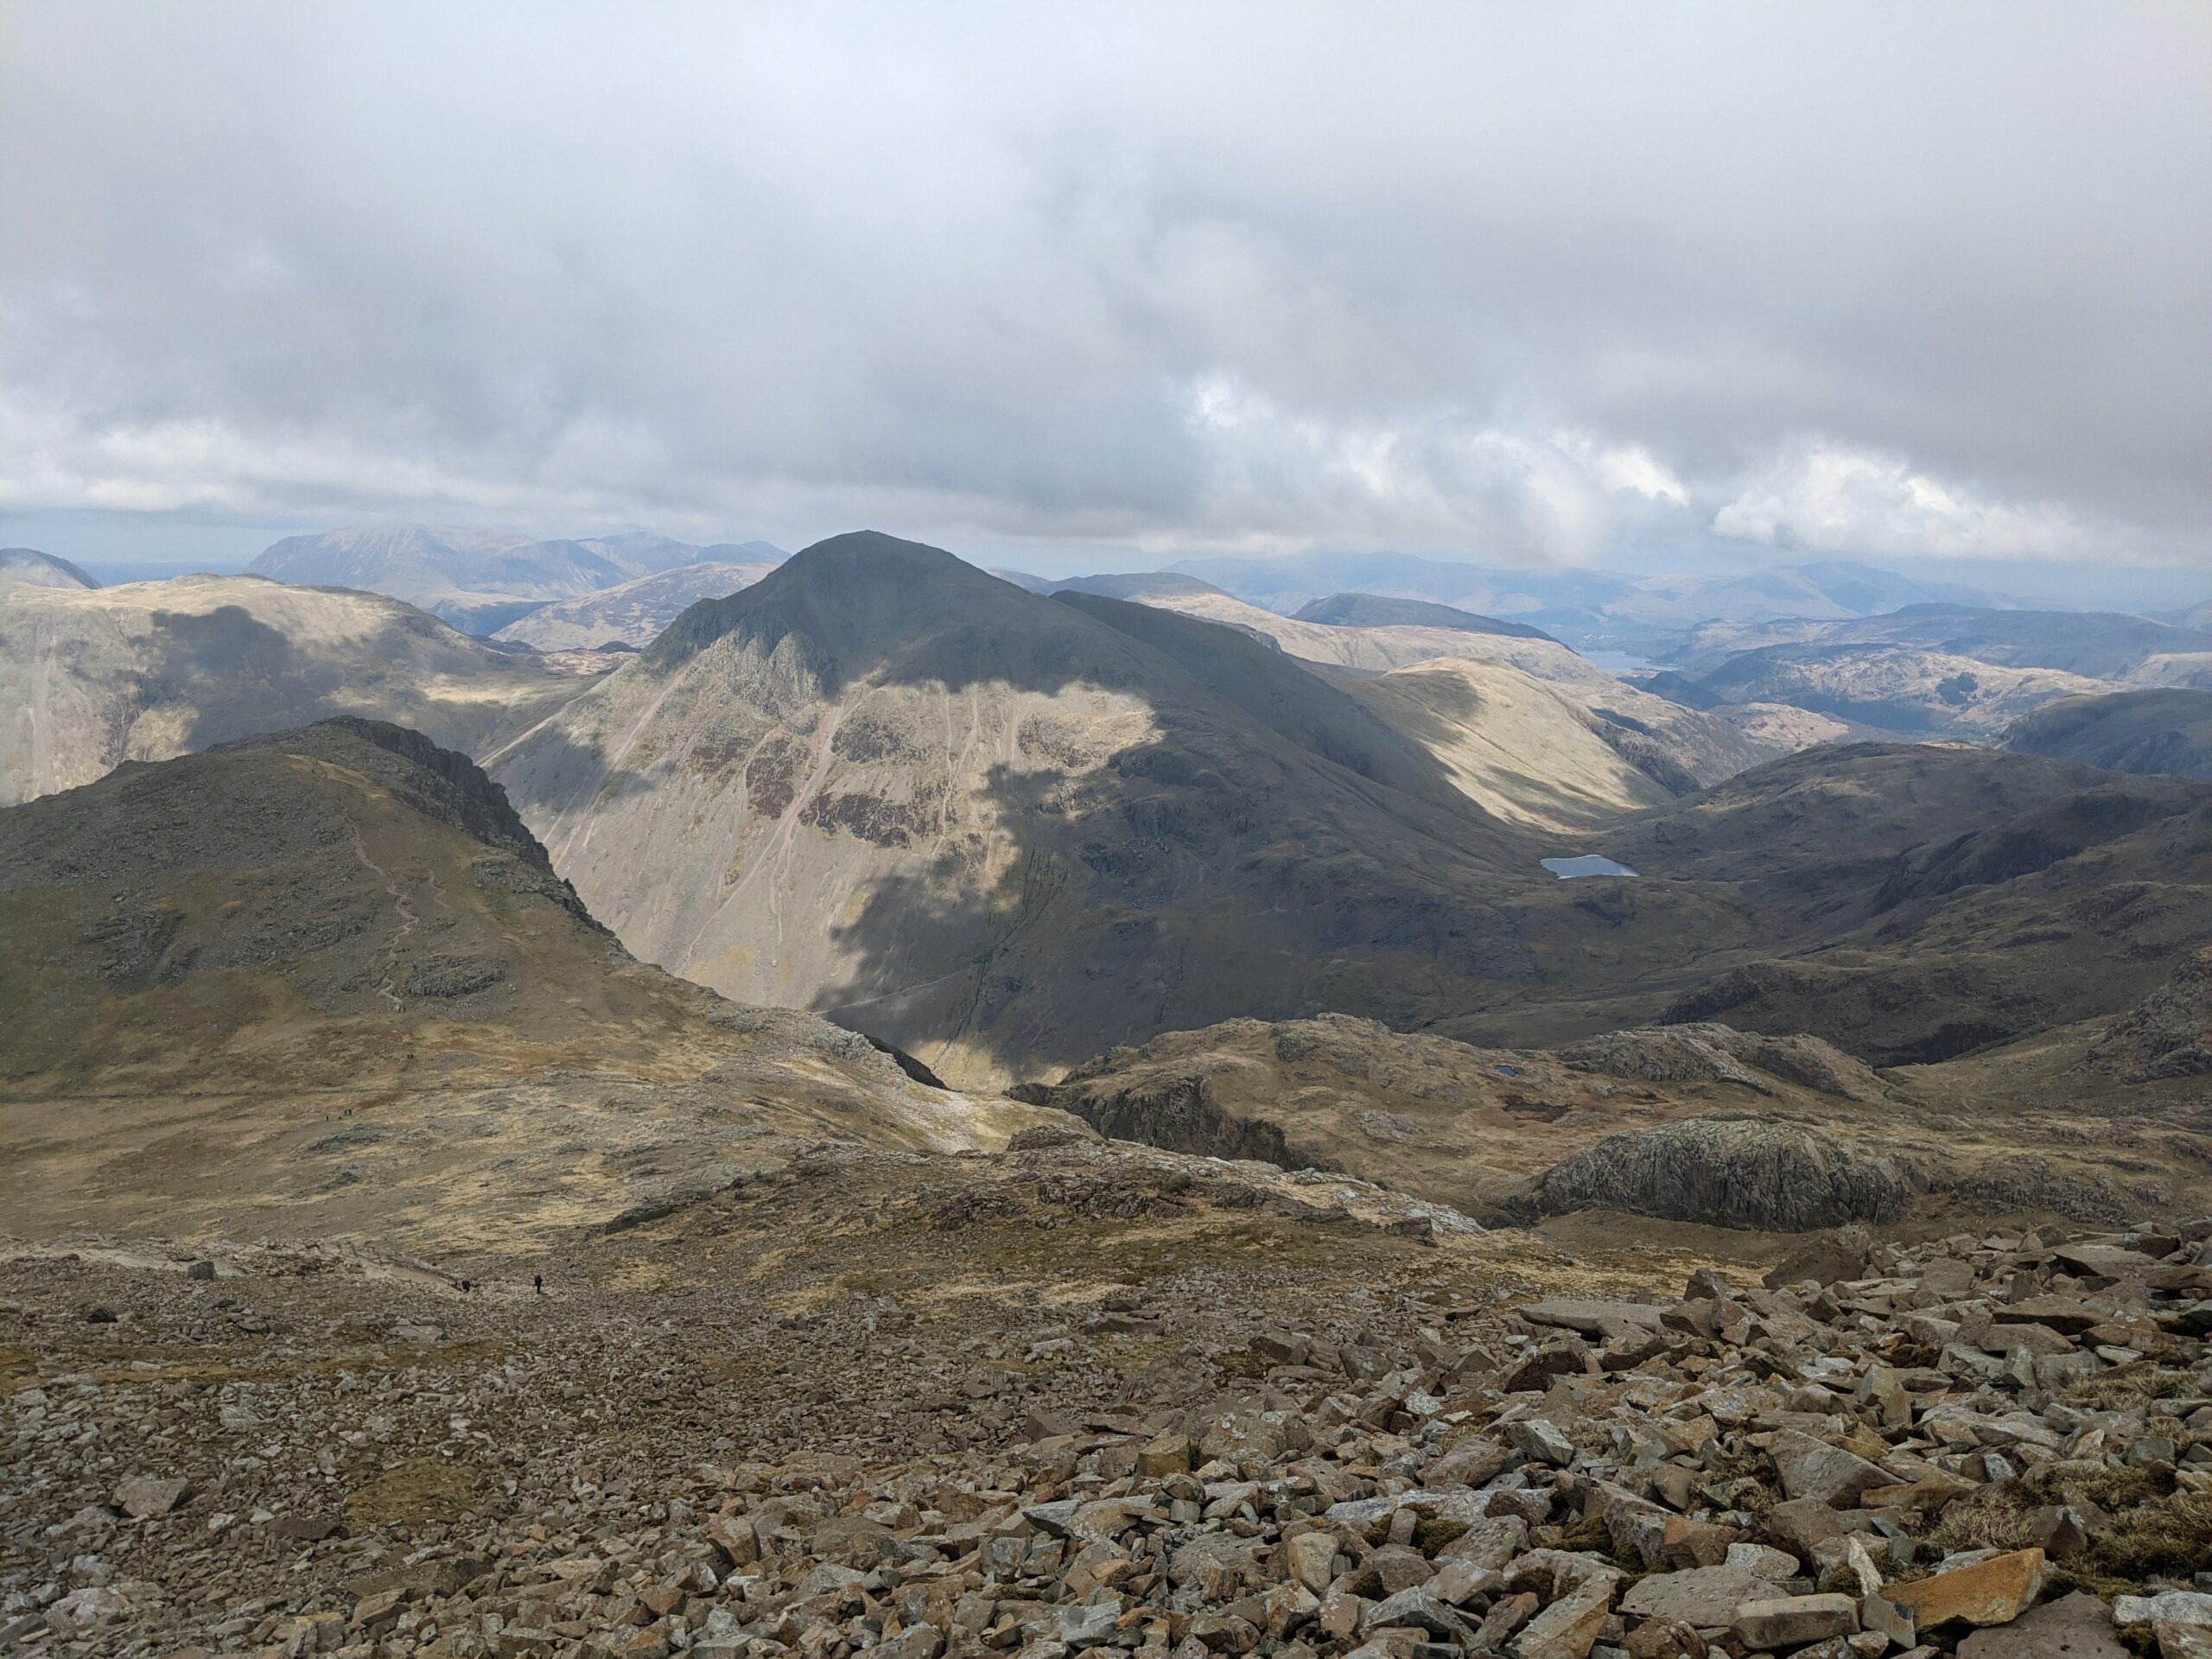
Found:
<box><xmin>491</xmin><ymin>532</ymin><xmax>1560</xmax><ymax>1087</ymax></box>
<box><xmin>251</xmin><ymin>524</ymin><xmax>785</xmax><ymax>632</ymax></box>
<box><xmin>9</xmin><ymin>525</ymin><xmax>2212</xmax><ymax>1133</ymax></box>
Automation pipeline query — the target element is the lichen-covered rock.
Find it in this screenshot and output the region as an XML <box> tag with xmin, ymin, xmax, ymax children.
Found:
<box><xmin>1516</xmin><ymin>1116</ymin><xmax>1913</xmax><ymax>1230</ymax></box>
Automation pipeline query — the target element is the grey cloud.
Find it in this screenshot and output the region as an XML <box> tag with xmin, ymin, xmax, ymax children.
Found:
<box><xmin>1</xmin><ymin>2</ymin><xmax>2206</xmax><ymax>569</ymax></box>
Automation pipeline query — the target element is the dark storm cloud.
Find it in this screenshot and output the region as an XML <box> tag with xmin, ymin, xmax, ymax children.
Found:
<box><xmin>2</xmin><ymin>2</ymin><xmax>2206</xmax><ymax>568</ymax></box>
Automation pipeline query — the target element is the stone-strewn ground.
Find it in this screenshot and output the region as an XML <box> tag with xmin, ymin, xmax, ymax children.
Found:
<box><xmin>3</xmin><ymin>1141</ymin><xmax>2209</xmax><ymax>1659</ymax></box>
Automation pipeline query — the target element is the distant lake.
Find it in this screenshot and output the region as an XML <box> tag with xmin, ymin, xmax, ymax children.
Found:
<box><xmin>1579</xmin><ymin>651</ymin><xmax>1659</xmax><ymax>676</ymax></box>
<box><xmin>1541</xmin><ymin>855</ymin><xmax>1640</xmax><ymax>879</ymax></box>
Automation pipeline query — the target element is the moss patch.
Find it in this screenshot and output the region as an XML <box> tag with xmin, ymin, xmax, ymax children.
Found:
<box><xmin>345</xmin><ymin>1455</ymin><xmax>486</xmax><ymax>1530</ymax></box>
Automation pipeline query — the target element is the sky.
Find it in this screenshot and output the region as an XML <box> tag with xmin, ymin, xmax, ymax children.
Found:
<box><xmin>2</xmin><ymin>3</ymin><xmax>2209</xmax><ymax>598</ymax></box>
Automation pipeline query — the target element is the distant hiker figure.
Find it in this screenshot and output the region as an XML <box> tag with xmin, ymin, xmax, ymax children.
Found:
<box><xmin>534</xmin><ymin>1274</ymin><xmax>543</xmax><ymax>1295</ymax></box>
<box><xmin>460</xmin><ymin>1279</ymin><xmax>472</xmax><ymax>1294</ymax></box>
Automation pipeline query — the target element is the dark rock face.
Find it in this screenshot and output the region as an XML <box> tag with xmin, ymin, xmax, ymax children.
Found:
<box><xmin>2091</xmin><ymin>947</ymin><xmax>2212</xmax><ymax>1081</ymax></box>
<box><xmin>1554</xmin><ymin>1023</ymin><xmax>1879</xmax><ymax>1100</ymax></box>
<box><xmin>1049</xmin><ymin>1074</ymin><xmax>1309</xmax><ymax>1171</ymax></box>
<box><xmin>1519</xmin><ymin>1117</ymin><xmax>1914</xmax><ymax>1230</ymax></box>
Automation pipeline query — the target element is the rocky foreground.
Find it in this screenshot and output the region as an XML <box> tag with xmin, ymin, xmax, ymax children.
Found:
<box><xmin>3</xmin><ymin>1152</ymin><xmax>2210</xmax><ymax>1659</ymax></box>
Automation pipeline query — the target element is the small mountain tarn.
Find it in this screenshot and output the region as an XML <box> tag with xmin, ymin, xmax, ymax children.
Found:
<box><xmin>1541</xmin><ymin>854</ymin><xmax>1638</xmax><ymax>878</ymax></box>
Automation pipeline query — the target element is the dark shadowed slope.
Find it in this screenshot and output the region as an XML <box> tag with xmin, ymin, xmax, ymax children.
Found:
<box><xmin>2005</xmin><ymin>688</ymin><xmax>2212</xmax><ymax>779</ymax></box>
<box><xmin>1451</xmin><ymin>742</ymin><xmax>2212</xmax><ymax>1066</ymax></box>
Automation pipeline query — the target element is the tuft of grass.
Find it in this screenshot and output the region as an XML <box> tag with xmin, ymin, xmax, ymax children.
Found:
<box><xmin>345</xmin><ymin>1455</ymin><xmax>486</xmax><ymax>1530</ymax></box>
<box><xmin>2061</xmin><ymin>1363</ymin><xmax>2195</xmax><ymax>1409</ymax></box>
<box><xmin>2023</xmin><ymin>1460</ymin><xmax>2169</xmax><ymax>1512</ymax></box>
<box><xmin>1927</xmin><ymin>1485</ymin><xmax>2038</xmax><ymax>1555</ymax></box>
<box><xmin>2084</xmin><ymin>1491</ymin><xmax>2212</xmax><ymax>1581</ymax></box>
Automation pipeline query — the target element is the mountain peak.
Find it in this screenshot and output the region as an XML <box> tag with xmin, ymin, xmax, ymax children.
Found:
<box><xmin>781</xmin><ymin>530</ymin><xmax>987</xmax><ymax>585</ymax></box>
<box><xmin>0</xmin><ymin>548</ymin><xmax>100</xmax><ymax>590</ymax></box>
<box><xmin>644</xmin><ymin>531</ymin><xmax>1032</xmax><ymax>671</ymax></box>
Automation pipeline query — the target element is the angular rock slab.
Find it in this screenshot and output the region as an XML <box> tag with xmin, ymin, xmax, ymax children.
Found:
<box><xmin>1618</xmin><ymin>1566</ymin><xmax>1768</xmax><ymax>1627</ymax></box>
<box><xmin>113</xmin><ymin>1476</ymin><xmax>189</xmax><ymax>1518</ymax></box>
<box><xmin>1770</xmin><ymin>1429</ymin><xmax>1893</xmax><ymax>1506</ymax></box>
<box><xmin>1886</xmin><ymin>1547</ymin><xmax>2044</xmax><ymax>1629</ymax></box>
<box><xmin>1957</xmin><ymin>1592</ymin><xmax>2126</xmax><ymax>1657</ymax></box>
<box><xmin>1732</xmin><ymin>1592</ymin><xmax>1859</xmax><ymax>1649</ymax></box>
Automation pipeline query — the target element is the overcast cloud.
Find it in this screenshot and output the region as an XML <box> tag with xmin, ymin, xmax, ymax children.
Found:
<box><xmin>2</xmin><ymin>2</ymin><xmax>2207</xmax><ymax>575</ymax></box>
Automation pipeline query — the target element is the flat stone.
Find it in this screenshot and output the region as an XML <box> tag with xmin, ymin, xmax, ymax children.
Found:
<box><xmin>1426</xmin><ymin>1435</ymin><xmax>1509</xmax><ymax>1487</ymax></box>
<box><xmin>1992</xmin><ymin>1298</ymin><xmax>2103</xmax><ymax>1336</ymax></box>
<box><xmin>1863</xmin><ymin>1470</ymin><xmax>1981</xmax><ymax>1511</ymax></box>
<box><xmin>1618</xmin><ymin>1566</ymin><xmax>1766</xmax><ymax>1627</ymax></box>
<box><xmin>1509</xmin><ymin>1572</ymin><xmax>1613</xmax><ymax>1659</ymax></box>
<box><xmin>1022</xmin><ymin>1498</ymin><xmax>1082</xmax><ymax>1536</ymax></box>
<box><xmin>1957</xmin><ymin>1592</ymin><xmax>2124</xmax><ymax>1657</ymax></box>
<box><xmin>270</xmin><ymin>1513</ymin><xmax>342</xmax><ymax>1541</ymax></box>
<box><xmin>1975</xmin><ymin>1321</ymin><xmax>2077</xmax><ymax>1358</ymax></box>
<box><xmin>1726</xmin><ymin>1542</ymin><xmax>1800</xmax><ymax>1580</ymax></box>
<box><xmin>2051</xmin><ymin>1243</ymin><xmax>2158</xmax><ymax>1279</ymax></box>
<box><xmin>1137</xmin><ymin>1429</ymin><xmax>1191</xmax><ymax>1478</ymax></box>
<box><xmin>1621</xmin><ymin>1618</ymin><xmax>1701</xmax><ymax>1659</ymax></box>
<box><xmin>1053</xmin><ymin>1600</ymin><xmax>1123</xmax><ymax>1648</ymax></box>
<box><xmin>1069</xmin><ymin>1497</ymin><xmax>1155</xmax><ymax>1543</ymax></box>
<box><xmin>1885</xmin><ymin>1547</ymin><xmax>2044</xmax><ymax>1629</ymax></box>
<box><xmin>1765</xmin><ymin>1497</ymin><xmax>1847</xmax><ymax>1560</ymax></box>
<box><xmin>1862</xmin><ymin>1590</ymin><xmax>1916</xmax><ymax>1652</ymax></box>
<box><xmin>1422</xmin><ymin>1559</ymin><xmax>1500</xmax><ymax>1608</ymax></box>
<box><xmin>1360</xmin><ymin>1588</ymin><xmax>1472</xmax><ymax>1643</ymax></box>
<box><xmin>2154</xmin><ymin>1621</ymin><xmax>2212</xmax><ymax>1659</ymax></box>
<box><xmin>1437</xmin><ymin>1514</ymin><xmax>1529</xmax><ymax>1571</ymax></box>
<box><xmin>1510</xmin><ymin>1418</ymin><xmax>1576</xmax><ymax>1466</ymax></box>
<box><xmin>1770</xmin><ymin>1430</ymin><xmax>1893</xmax><ymax>1506</ymax></box>
<box><xmin>791</xmin><ymin>1562</ymin><xmax>865</xmax><ymax>1600</ymax></box>
<box><xmin>114</xmin><ymin>1476</ymin><xmax>189</xmax><ymax>1518</ymax></box>
<box><xmin>1732</xmin><ymin>1593</ymin><xmax>1859</xmax><ymax>1649</ymax></box>
<box><xmin>2115</xmin><ymin>1592</ymin><xmax>2212</xmax><ymax>1626</ymax></box>
<box><xmin>1284</xmin><ymin>1530</ymin><xmax>1336</xmax><ymax>1596</ymax></box>
<box><xmin>1519</xmin><ymin>1299</ymin><xmax>1666</xmax><ymax>1341</ymax></box>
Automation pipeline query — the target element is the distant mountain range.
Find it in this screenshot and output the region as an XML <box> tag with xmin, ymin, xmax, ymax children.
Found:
<box><xmin>249</xmin><ymin>524</ymin><xmax>784</xmax><ymax>632</ymax></box>
<box><xmin>1641</xmin><ymin>604</ymin><xmax>2212</xmax><ymax>739</ymax></box>
<box><xmin>1160</xmin><ymin>550</ymin><xmax>2012</xmax><ymax>650</ymax></box>
<box><xmin>490</xmin><ymin>558</ymin><xmax>780</xmax><ymax>650</ymax></box>
<box><xmin>8</xmin><ymin>525</ymin><xmax>2212</xmax><ymax>1158</ymax></box>
<box><xmin>0</xmin><ymin>571</ymin><xmax>601</xmax><ymax>806</ymax></box>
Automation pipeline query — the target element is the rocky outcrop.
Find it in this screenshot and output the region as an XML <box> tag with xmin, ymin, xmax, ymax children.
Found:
<box><xmin>1517</xmin><ymin>1116</ymin><xmax>1914</xmax><ymax>1230</ymax></box>
<box><xmin>2090</xmin><ymin>947</ymin><xmax>2212</xmax><ymax>1081</ymax></box>
<box><xmin>1555</xmin><ymin>1023</ymin><xmax>1884</xmax><ymax>1100</ymax></box>
<box><xmin>1050</xmin><ymin>1073</ymin><xmax>1310</xmax><ymax>1171</ymax></box>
